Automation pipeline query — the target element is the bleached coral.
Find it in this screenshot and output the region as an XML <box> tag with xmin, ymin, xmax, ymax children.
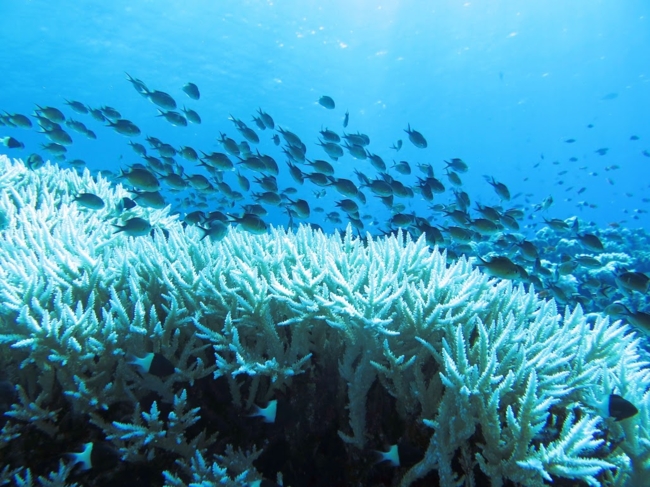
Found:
<box><xmin>0</xmin><ymin>155</ymin><xmax>649</xmax><ymax>486</ymax></box>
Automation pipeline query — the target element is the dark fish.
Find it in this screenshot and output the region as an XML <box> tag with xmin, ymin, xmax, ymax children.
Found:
<box><xmin>257</xmin><ymin>109</ymin><xmax>274</xmax><ymax>129</ymax></box>
<box><xmin>404</xmin><ymin>124</ymin><xmax>427</xmax><ymax>148</ymax></box>
<box><xmin>182</xmin><ymin>82</ymin><xmax>200</xmax><ymax>100</ymax></box>
<box><xmin>485</xmin><ymin>176</ymin><xmax>510</xmax><ymax>201</ymax></box>
<box><xmin>35</xmin><ymin>105</ymin><xmax>65</xmax><ymax>123</ymax></box>
<box><xmin>41</xmin><ymin>142</ymin><xmax>66</xmax><ymax>154</ymax></box>
<box><xmin>125</xmin><ymin>72</ymin><xmax>149</xmax><ymax>96</ymax></box>
<box><xmin>229</xmin><ymin>213</ymin><xmax>268</xmax><ymax>234</ymax></box>
<box><xmin>615</xmin><ymin>272</ymin><xmax>649</xmax><ymax>293</ymax></box>
<box><xmin>145</xmin><ymin>88</ymin><xmax>177</xmax><ymax>110</ymax></box>
<box><xmin>320</xmin><ymin>128</ymin><xmax>340</xmax><ymax>143</ymax></box>
<box><xmin>595</xmin><ymin>148</ymin><xmax>609</xmax><ymax>156</ymax></box>
<box><xmin>108</xmin><ymin>119</ymin><xmax>141</xmax><ymax>136</ymax></box>
<box><xmin>393</xmin><ymin>160</ymin><xmax>411</xmax><ymax>175</ymax></box>
<box><xmin>119</xmin><ymin>167</ymin><xmax>160</xmax><ymax>191</ymax></box>
<box><xmin>343</xmin><ymin>110</ymin><xmax>349</xmax><ymax>127</ymax></box>
<box><xmin>88</xmin><ymin>107</ymin><xmax>106</xmax><ymax>122</ymax></box>
<box><xmin>182</xmin><ymin>107</ymin><xmax>201</xmax><ymax>124</ymax></box>
<box><xmin>4</xmin><ymin>112</ymin><xmax>32</xmax><ymax>128</ymax></box>
<box><xmin>477</xmin><ymin>256</ymin><xmax>522</xmax><ymax>280</ymax></box>
<box><xmin>157</xmin><ymin>110</ymin><xmax>187</xmax><ymax>127</ymax></box>
<box><xmin>64</xmin><ymin>99</ymin><xmax>89</xmax><ymax>114</ymax></box>
<box><xmin>73</xmin><ymin>193</ymin><xmax>105</xmax><ymax>210</ymax></box>
<box><xmin>1</xmin><ymin>136</ymin><xmax>24</xmax><ymax>149</ymax></box>
<box><xmin>128</xmin><ymin>352</ymin><xmax>176</xmax><ymax>377</ymax></box>
<box><xmin>390</xmin><ymin>140</ymin><xmax>402</xmax><ymax>151</ymax></box>
<box><xmin>319</xmin><ymin>95</ymin><xmax>335</xmax><ymax>109</ymax></box>
<box><xmin>112</xmin><ymin>217</ymin><xmax>152</xmax><ymax>237</ymax></box>
<box><xmin>68</xmin><ymin>442</ymin><xmax>118</xmax><ymax>471</ymax></box>
<box><xmin>609</xmin><ymin>394</ymin><xmax>638</xmax><ymax>421</ymax></box>
<box><xmin>198</xmin><ymin>221</ymin><xmax>228</xmax><ymax>241</ymax></box>
<box><xmin>564</xmin><ymin>138</ymin><xmax>576</xmax><ymax>143</ymax></box>
<box><xmin>100</xmin><ymin>106</ymin><xmax>121</xmax><ymax>120</ymax></box>
<box><xmin>25</xmin><ymin>153</ymin><xmax>44</xmax><ymax>169</ymax></box>
<box><xmin>630</xmin><ymin>135</ymin><xmax>639</xmax><ymax>141</ymax></box>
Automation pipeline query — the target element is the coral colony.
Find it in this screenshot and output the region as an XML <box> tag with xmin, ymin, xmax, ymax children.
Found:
<box><xmin>0</xmin><ymin>154</ymin><xmax>649</xmax><ymax>486</ymax></box>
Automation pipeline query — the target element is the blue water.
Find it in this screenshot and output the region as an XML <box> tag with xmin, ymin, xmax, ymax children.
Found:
<box><xmin>1</xmin><ymin>0</ymin><xmax>649</xmax><ymax>231</ymax></box>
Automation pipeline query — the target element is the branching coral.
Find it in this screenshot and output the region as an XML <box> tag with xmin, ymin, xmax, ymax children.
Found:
<box><xmin>0</xmin><ymin>155</ymin><xmax>648</xmax><ymax>486</ymax></box>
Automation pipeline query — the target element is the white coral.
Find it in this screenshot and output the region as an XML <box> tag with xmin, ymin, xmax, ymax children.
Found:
<box><xmin>0</xmin><ymin>155</ymin><xmax>649</xmax><ymax>486</ymax></box>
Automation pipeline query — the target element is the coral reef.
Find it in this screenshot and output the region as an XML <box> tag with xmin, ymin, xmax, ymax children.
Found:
<box><xmin>0</xmin><ymin>155</ymin><xmax>648</xmax><ymax>486</ymax></box>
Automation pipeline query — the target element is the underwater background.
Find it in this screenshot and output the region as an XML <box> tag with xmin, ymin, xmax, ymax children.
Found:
<box><xmin>2</xmin><ymin>2</ymin><xmax>650</xmax><ymax>486</ymax></box>
<box><xmin>2</xmin><ymin>0</ymin><xmax>649</xmax><ymax>232</ymax></box>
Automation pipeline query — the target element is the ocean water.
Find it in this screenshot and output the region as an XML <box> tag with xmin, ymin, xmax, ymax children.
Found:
<box><xmin>1</xmin><ymin>0</ymin><xmax>649</xmax><ymax>232</ymax></box>
<box><xmin>2</xmin><ymin>2</ymin><xmax>650</xmax><ymax>485</ymax></box>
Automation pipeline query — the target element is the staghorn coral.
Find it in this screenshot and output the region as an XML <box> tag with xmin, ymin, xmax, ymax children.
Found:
<box><xmin>0</xmin><ymin>154</ymin><xmax>648</xmax><ymax>486</ymax></box>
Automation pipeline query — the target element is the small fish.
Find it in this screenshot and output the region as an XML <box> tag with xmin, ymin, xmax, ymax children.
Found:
<box><xmin>182</xmin><ymin>107</ymin><xmax>201</xmax><ymax>124</ymax></box>
<box><xmin>485</xmin><ymin>176</ymin><xmax>511</xmax><ymax>201</ymax></box>
<box><xmin>157</xmin><ymin>110</ymin><xmax>187</xmax><ymax>127</ymax></box>
<box><xmin>615</xmin><ymin>272</ymin><xmax>649</xmax><ymax>293</ymax></box>
<box><xmin>108</xmin><ymin>119</ymin><xmax>141</xmax><ymax>136</ymax></box>
<box><xmin>630</xmin><ymin>135</ymin><xmax>639</xmax><ymax>141</ymax></box>
<box><xmin>198</xmin><ymin>221</ymin><xmax>229</xmax><ymax>242</ymax></box>
<box><xmin>390</xmin><ymin>139</ymin><xmax>403</xmax><ymax>151</ymax></box>
<box><xmin>393</xmin><ymin>160</ymin><xmax>411</xmax><ymax>175</ymax></box>
<box><xmin>68</xmin><ymin>442</ymin><xmax>118</xmax><ymax>471</ymax></box>
<box><xmin>125</xmin><ymin>72</ymin><xmax>149</xmax><ymax>96</ymax></box>
<box><xmin>564</xmin><ymin>138</ymin><xmax>576</xmax><ymax>143</ymax></box>
<box><xmin>113</xmin><ymin>217</ymin><xmax>152</xmax><ymax>237</ymax></box>
<box><xmin>145</xmin><ymin>88</ymin><xmax>177</xmax><ymax>110</ymax></box>
<box><xmin>477</xmin><ymin>256</ymin><xmax>522</xmax><ymax>280</ymax></box>
<box><xmin>73</xmin><ymin>193</ymin><xmax>105</xmax><ymax>210</ymax></box>
<box><xmin>343</xmin><ymin>110</ymin><xmax>349</xmax><ymax>127</ymax></box>
<box><xmin>404</xmin><ymin>124</ymin><xmax>427</xmax><ymax>148</ymax></box>
<box><xmin>595</xmin><ymin>148</ymin><xmax>609</xmax><ymax>156</ymax></box>
<box><xmin>128</xmin><ymin>352</ymin><xmax>176</xmax><ymax>377</ymax></box>
<box><xmin>249</xmin><ymin>400</ymin><xmax>277</xmax><ymax>423</ymax></box>
<box><xmin>64</xmin><ymin>99</ymin><xmax>89</xmax><ymax>114</ymax></box>
<box><xmin>608</xmin><ymin>394</ymin><xmax>638</xmax><ymax>421</ymax></box>
<box><xmin>119</xmin><ymin>167</ymin><xmax>160</xmax><ymax>191</ymax></box>
<box><xmin>35</xmin><ymin>104</ymin><xmax>65</xmax><ymax>123</ymax></box>
<box><xmin>182</xmin><ymin>82</ymin><xmax>200</xmax><ymax>100</ymax></box>
<box><xmin>4</xmin><ymin>112</ymin><xmax>32</xmax><ymax>128</ymax></box>
<box><xmin>1</xmin><ymin>136</ymin><xmax>24</xmax><ymax>149</ymax></box>
<box><xmin>257</xmin><ymin>108</ymin><xmax>275</xmax><ymax>129</ymax></box>
<box><xmin>319</xmin><ymin>95</ymin><xmax>335</xmax><ymax>109</ymax></box>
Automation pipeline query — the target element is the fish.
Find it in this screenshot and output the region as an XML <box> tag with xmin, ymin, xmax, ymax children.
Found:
<box><xmin>615</xmin><ymin>271</ymin><xmax>649</xmax><ymax>293</ymax></box>
<box><xmin>4</xmin><ymin>112</ymin><xmax>32</xmax><ymax>128</ymax></box>
<box><xmin>107</xmin><ymin>119</ymin><xmax>141</xmax><ymax>136</ymax></box>
<box><xmin>145</xmin><ymin>88</ymin><xmax>177</xmax><ymax>110</ymax></box>
<box><xmin>404</xmin><ymin>124</ymin><xmax>427</xmax><ymax>148</ymax></box>
<box><xmin>1</xmin><ymin>136</ymin><xmax>24</xmax><ymax>149</ymax></box>
<box><xmin>182</xmin><ymin>82</ymin><xmax>200</xmax><ymax>100</ymax></box>
<box><xmin>73</xmin><ymin>193</ymin><xmax>105</xmax><ymax>210</ymax></box>
<box><xmin>157</xmin><ymin>110</ymin><xmax>188</xmax><ymax>127</ymax></box>
<box><xmin>318</xmin><ymin>95</ymin><xmax>335</xmax><ymax>109</ymax></box>
<box><xmin>608</xmin><ymin>394</ymin><xmax>638</xmax><ymax>421</ymax></box>
<box><xmin>35</xmin><ymin>104</ymin><xmax>65</xmax><ymax>123</ymax></box>
<box><xmin>249</xmin><ymin>400</ymin><xmax>277</xmax><ymax>423</ymax></box>
<box><xmin>198</xmin><ymin>221</ymin><xmax>229</xmax><ymax>241</ymax></box>
<box><xmin>476</xmin><ymin>256</ymin><xmax>522</xmax><ymax>280</ymax></box>
<box><xmin>128</xmin><ymin>352</ymin><xmax>176</xmax><ymax>377</ymax></box>
<box><xmin>119</xmin><ymin>167</ymin><xmax>161</xmax><ymax>191</ymax></box>
<box><xmin>343</xmin><ymin>110</ymin><xmax>349</xmax><ymax>127</ymax></box>
<box><xmin>112</xmin><ymin>217</ymin><xmax>152</xmax><ymax>237</ymax></box>
<box><xmin>68</xmin><ymin>442</ymin><xmax>118</xmax><ymax>471</ymax></box>
<box><xmin>182</xmin><ymin>107</ymin><xmax>201</xmax><ymax>124</ymax></box>
<box><xmin>485</xmin><ymin>176</ymin><xmax>511</xmax><ymax>201</ymax></box>
<box><xmin>390</xmin><ymin>139</ymin><xmax>402</xmax><ymax>151</ymax></box>
<box><xmin>125</xmin><ymin>72</ymin><xmax>149</xmax><ymax>96</ymax></box>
